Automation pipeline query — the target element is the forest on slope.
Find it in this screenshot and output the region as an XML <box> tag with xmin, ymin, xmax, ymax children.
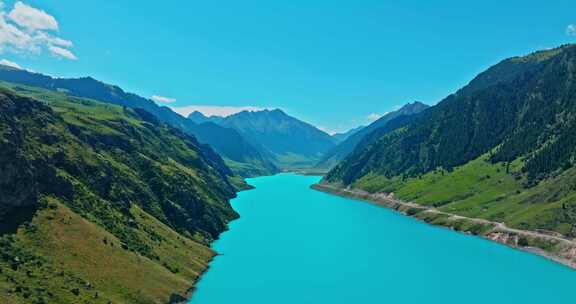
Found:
<box><xmin>0</xmin><ymin>83</ymin><xmax>243</xmax><ymax>303</ymax></box>
<box><xmin>0</xmin><ymin>66</ymin><xmax>278</xmax><ymax>177</ymax></box>
<box><xmin>324</xmin><ymin>44</ymin><xmax>576</xmax><ymax>238</ymax></box>
<box><xmin>316</xmin><ymin>101</ymin><xmax>429</xmax><ymax>170</ymax></box>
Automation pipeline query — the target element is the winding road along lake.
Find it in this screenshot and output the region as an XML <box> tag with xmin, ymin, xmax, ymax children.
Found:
<box><xmin>191</xmin><ymin>174</ymin><xmax>575</xmax><ymax>304</ymax></box>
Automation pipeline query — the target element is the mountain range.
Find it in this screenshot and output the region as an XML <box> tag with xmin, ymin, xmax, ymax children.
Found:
<box><xmin>4</xmin><ymin>36</ymin><xmax>576</xmax><ymax>303</ymax></box>
<box><xmin>0</xmin><ymin>65</ymin><xmax>342</xmax><ymax>175</ymax></box>
<box><xmin>0</xmin><ymin>65</ymin><xmax>277</xmax><ymax>177</ymax></box>
<box><xmin>0</xmin><ymin>64</ymin><xmax>341</xmax><ymax>302</ymax></box>
<box><xmin>188</xmin><ymin>109</ymin><xmax>337</xmax><ymax>169</ymax></box>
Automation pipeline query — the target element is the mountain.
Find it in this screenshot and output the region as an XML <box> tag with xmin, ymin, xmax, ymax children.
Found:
<box><xmin>316</xmin><ymin>102</ymin><xmax>429</xmax><ymax>169</ymax></box>
<box><xmin>187</xmin><ymin>111</ymin><xmax>224</xmax><ymax>124</ymax></box>
<box><xmin>322</xmin><ymin>44</ymin><xmax>576</xmax><ymax>247</ymax></box>
<box><xmin>187</xmin><ymin>111</ymin><xmax>212</xmax><ymax>124</ymax></box>
<box><xmin>331</xmin><ymin>126</ymin><xmax>364</xmax><ymax>143</ymax></box>
<box><xmin>199</xmin><ymin>109</ymin><xmax>337</xmax><ymax>169</ymax></box>
<box><xmin>189</xmin><ymin>122</ymin><xmax>278</xmax><ymax>176</ymax></box>
<box><xmin>0</xmin><ymin>65</ymin><xmax>276</xmax><ymax>177</ymax></box>
<box><xmin>0</xmin><ymin>84</ymin><xmax>244</xmax><ymax>303</ymax></box>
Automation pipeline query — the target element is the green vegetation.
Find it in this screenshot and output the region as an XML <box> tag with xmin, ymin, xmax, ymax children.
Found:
<box><xmin>327</xmin><ymin>44</ymin><xmax>576</xmax><ymax>185</ymax></box>
<box><xmin>316</xmin><ymin>102</ymin><xmax>428</xmax><ymax>170</ymax></box>
<box><xmin>325</xmin><ymin>44</ymin><xmax>576</xmax><ymax>239</ymax></box>
<box><xmin>0</xmin><ymin>85</ymin><xmax>241</xmax><ymax>303</ymax></box>
<box><xmin>0</xmin><ymin>66</ymin><xmax>277</xmax><ymax>177</ymax></box>
<box><xmin>0</xmin><ymin>201</ymin><xmax>215</xmax><ymax>304</ymax></box>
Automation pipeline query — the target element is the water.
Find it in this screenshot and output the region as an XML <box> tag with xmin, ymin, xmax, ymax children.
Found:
<box><xmin>191</xmin><ymin>174</ymin><xmax>576</xmax><ymax>304</ymax></box>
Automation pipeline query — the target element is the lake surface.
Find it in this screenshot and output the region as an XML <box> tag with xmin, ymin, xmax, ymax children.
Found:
<box><xmin>191</xmin><ymin>174</ymin><xmax>575</xmax><ymax>304</ymax></box>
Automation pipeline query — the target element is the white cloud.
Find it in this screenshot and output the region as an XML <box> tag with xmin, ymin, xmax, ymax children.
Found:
<box><xmin>568</xmin><ymin>24</ymin><xmax>576</xmax><ymax>36</ymax></box>
<box><xmin>0</xmin><ymin>58</ymin><xmax>21</xmax><ymax>69</ymax></box>
<box><xmin>151</xmin><ymin>95</ymin><xmax>176</xmax><ymax>103</ymax></box>
<box><xmin>317</xmin><ymin>126</ymin><xmax>337</xmax><ymax>135</ymax></box>
<box><xmin>170</xmin><ymin>105</ymin><xmax>268</xmax><ymax>117</ymax></box>
<box><xmin>8</xmin><ymin>2</ymin><xmax>58</xmax><ymax>31</ymax></box>
<box><xmin>37</xmin><ymin>32</ymin><xmax>73</xmax><ymax>47</ymax></box>
<box><xmin>366</xmin><ymin>105</ymin><xmax>401</xmax><ymax>122</ymax></box>
<box><xmin>367</xmin><ymin>113</ymin><xmax>385</xmax><ymax>121</ymax></box>
<box><xmin>0</xmin><ymin>2</ymin><xmax>76</xmax><ymax>60</ymax></box>
<box><xmin>0</xmin><ymin>14</ymin><xmax>35</xmax><ymax>51</ymax></box>
<box><xmin>48</xmin><ymin>45</ymin><xmax>76</xmax><ymax>60</ymax></box>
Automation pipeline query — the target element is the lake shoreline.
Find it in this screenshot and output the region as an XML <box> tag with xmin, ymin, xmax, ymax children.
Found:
<box><xmin>173</xmin><ymin>256</ymin><xmax>214</xmax><ymax>304</ymax></box>
<box><xmin>179</xmin><ymin>181</ymin><xmax>258</xmax><ymax>304</ymax></box>
<box><xmin>312</xmin><ymin>182</ymin><xmax>576</xmax><ymax>271</ymax></box>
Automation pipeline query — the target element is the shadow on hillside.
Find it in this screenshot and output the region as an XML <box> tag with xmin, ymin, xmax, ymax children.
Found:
<box><xmin>0</xmin><ymin>205</ymin><xmax>38</xmax><ymax>235</ymax></box>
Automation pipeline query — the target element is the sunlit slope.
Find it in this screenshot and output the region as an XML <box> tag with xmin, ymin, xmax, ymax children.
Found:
<box><xmin>0</xmin><ymin>86</ymin><xmax>239</xmax><ymax>303</ymax></box>
<box><xmin>0</xmin><ymin>66</ymin><xmax>277</xmax><ymax>177</ymax></box>
<box><xmin>325</xmin><ymin>44</ymin><xmax>576</xmax><ymax>238</ymax></box>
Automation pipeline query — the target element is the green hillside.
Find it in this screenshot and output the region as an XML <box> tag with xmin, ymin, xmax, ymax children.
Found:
<box><xmin>324</xmin><ymin>44</ymin><xmax>576</xmax><ymax>239</ymax></box>
<box><xmin>0</xmin><ymin>85</ymin><xmax>242</xmax><ymax>303</ymax></box>
<box><xmin>0</xmin><ymin>66</ymin><xmax>277</xmax><ymax>177</ymax></box>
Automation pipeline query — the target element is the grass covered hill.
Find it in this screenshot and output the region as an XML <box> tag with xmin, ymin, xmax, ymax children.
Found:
<box><xmin>323</xmin><ymin>44</ymin><xmax>576</xmax><ymax>239</ymax></box>
<box><xmin>0</xmin><ymin>84</ymin><xmax>242</xmax><ymax>303</ymax></box>
<box><xmin>0</xmin><ymin>65</ymin><xmax>277</xmax><ymax>177</ymax></box>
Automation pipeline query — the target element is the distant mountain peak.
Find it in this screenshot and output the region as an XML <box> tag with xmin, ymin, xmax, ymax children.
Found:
<box><xmin>408</xmin><ymin>101</ymin><xmax>427</xmax><ymax>106</ymax></box>
<box><xmin>187</xmin><ymin>111</ymin><xmax>226</xmax><ymax>125</ymax></box>
<box><xmin>401</xmin><ymin>101</ymin><xmax>428</xmax><ymax>110</ymax></box>
<box><xmin>211</xmin><ymin>107</ymin><xmax>336</xmax><ymax>168</ymax></box>
<box><xmin>237</xmin><ymin>108</ymin><xmax>284</xmax><ymax>114</ymax></box>
<box><xmin>265</xmin><ymin>108</ymin><xmax>288</xmax><ymax>118</ymax></box>
<box><xmin>390</xmin><ymin>101</ymin><xmax>429</xmax><ymax>117</ymax></box>
<box><xmin>188</xmin><ymin>111</ymin><xmax>208</xmax><ymax>120</ymax></box>
<box><xmin>227</xmin><ymin>108</ymin><xmax>286</xmax><ymax>120</ymax></box>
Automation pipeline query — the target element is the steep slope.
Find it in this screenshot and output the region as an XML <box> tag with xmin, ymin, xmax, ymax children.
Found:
<box><xmin>0</xmin><ymin>86</ymin><xmax>239</xmax><ymax>303</ymax></box>
<box><xmin>316</xmin><ymin>102</ymin><xmax>429</xmax><ymax>169</ymax></box>
<box><xmin>185</xmin><ymin>111</ymin><xmax>278</xmax><ymax>175</ymax></box>
<box><xmin>189</xmin><ymin>122</ymin><xmax>278</xmax><ymax>176</ymax></box>
<box><xmin>326</xmin><ymin>45</ymin><xmax>576</xmax><ymax>185</ymax></box>
<box><xmin>322</xmin><ymin>44</ymin><xmax>576</xmax><ymax>241</ymax></box>
<box><xmin>0</xmin><ymin>66</ymin><xmax>276</xmax><ymax>177</ymax></box>
<box><xmin>212</xmin><ymin>109</ymin><xmax>337</xmax><ymax>169</ymax></box>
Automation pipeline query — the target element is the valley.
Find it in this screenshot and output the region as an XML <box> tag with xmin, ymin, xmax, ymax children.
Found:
<box><xmin>1</xmin><ymin>9</ymin><xmax>576</xmax><ymax>302</ymax></box>
<box><xmin>319</xmin><ymin>44</ymin><xmax>576</xmax><ymax>271</ymax></box>
<box><xmin>190</xmin><ymin>174</ymin><xmax>576</xmax><ymax>304</ymax></box>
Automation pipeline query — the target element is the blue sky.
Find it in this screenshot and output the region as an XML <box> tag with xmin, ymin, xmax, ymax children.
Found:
<box><xmin>1</xmin><ymin>1</ymin><xmax>575</xmax><ymax>133</ymax></box>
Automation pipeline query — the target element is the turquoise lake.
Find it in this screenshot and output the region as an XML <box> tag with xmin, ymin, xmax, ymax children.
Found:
<box><xmin>191</xmin><ymin>174</ymin><xmax>575</xmax><ymax>304</ymax></box>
